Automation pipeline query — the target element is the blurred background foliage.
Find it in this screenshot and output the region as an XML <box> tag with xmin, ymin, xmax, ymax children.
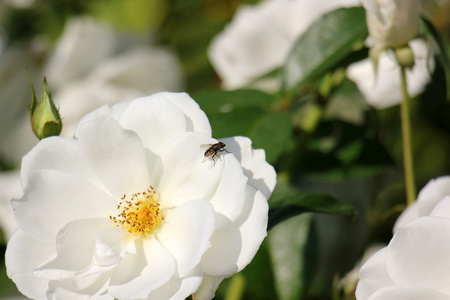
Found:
<box><xmin>0</xmin><ymin>0</ymin><xmax>450</xmax><ymax>299</ymax></box>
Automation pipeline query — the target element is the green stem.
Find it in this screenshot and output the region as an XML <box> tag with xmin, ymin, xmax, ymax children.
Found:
<box><xmin>225</xmin><ymin>273</ymin><xmax>245</xmax><ymax>300</ymax></box>
<box><xmin>400</xmin><ymin>67</ymin><xmax>416</xmax><ymax>205</ymax></box>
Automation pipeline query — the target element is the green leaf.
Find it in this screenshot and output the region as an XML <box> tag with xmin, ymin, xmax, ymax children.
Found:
<box><xmin>194</xmin><ymin>89</ymin><xmax>283</xmax><ymax>142</ymax></box>
<box><xmin>268</xmin><ymin>193</ymin><xmax>357</xmax><ymax>230</ymax></box>
<box><xmin>282</xmin><ymin>7</ymin><xmax>367</xmax><ymax>92</ymax></box>
<box><xmin>268</xmin><ymin>214</ymin><xmax>318</xmax><ymax>300</ymax></box>
<box><xmin>195</xmin><ymin>89</ymin><xmax>276</xmax><ymax>111</ymax></box>
<box><xmin>249</xmin><ymin>110</ymin><xmax>293</xmax><ymax>163</ymax></box>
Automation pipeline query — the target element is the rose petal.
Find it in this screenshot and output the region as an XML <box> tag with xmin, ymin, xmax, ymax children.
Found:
<box><xmin>20</xmin><ymin>136</ymin><xmax>101</xmax><ymax>190</ymax></box>
<box><xmin>208</xmin><ymin>4</ymin><xmax>291</xmax><ymax>90</ymax></box>
<box><xmin>146</xmin><ymin>267</ymin><xmax>203</xmax><ymax>300</ymax></box>
<box><xmin>94</xmin><ymin>226</ymin><xmax>136</xmax><ymax>266</ymax></box>
<box><xmin>156</xmin><ymin>199</ymin><xmax>215</xmax><ymax>277</ymax></box>
<box><xmin>5</xmin><ymin>229</ymin><xmax>53</xmax><ymax>299</ymax></box>
<box><xmin>12</xmin><ymin>170</ymin><xmax>116</xmax><ymax>245</ymax></box>
<box><xmin>392</xmin><ymin>202</ymin><xmax>420</xmax><ymax>232</ymax></box>
<box><xmin>158</xmin><ymin>92</ymin><xmax>212</xmax><ymax>136</ymax></box>
<box><xmin>387</xmin><ymin>217</ymin><xmax>450</xmax><ymax>295</ymax></box>
<box><xmin>77</xmin><ymin>113</ymin><xmax>152</xmax><ymax>197</ymax></box>
<box><xmin>201</xmin><ymin>186</ymin><xmax>268</xmax><ymax>276</ymax></box>
<box><xmin>74</xmin><ymin>102</ymin><xmax>130</xmax><ymax>138</ymax></box>
<box><xmin>209</xmin><ymin>153</ymin><xmax>247</xmax><ymax>231</ymax></box>
<box><xmin>36</xmin><ymin>218</ymin><xmax>111</xmax><ymax>280</ymax></box>
<box><xmin>48</xmin><ymin>269</ymin><xmax>111</xmax><ymax>296</ymax></box>
<box><xmin>192</xmin><ymin>275</ymin><xmax>224</xmax><ymax>300</ymax></box>
<box><xmin>109</xmin><ymin>238</ymin><xmax>175</xmax><ymax>299</ymax></box>
<box><xmin>416</xmin><ymin>176</ymin><xmax>450</xmax><ymax>216</ymax></box>
<box><xmin>367</xmin><ymin>286</ymin><xmax>450</xmax><ymax>300</ymax></box>
<box><xmin>430</xmin><ymin>196</ymin><xmax>450</xmax><ymax>218</ymax></box>
<box><xmin>356</xmin><ymin>248</ymin><xmax>394</xmax><ymax>299</ymax></box>
<box><xmin>0</xmin><ymin>170</ymin><xmax>21</xmax><ymax>238</ymax></box>
<box><xmin>119</xmin><ymin>94</ymin><xmax>188</xmax><ymax>156</ymax></box>
<box><xmin>221</xmin><ymin>136</ymin><xmax>276</xmax><ymax>199</ymax></box>
<box><xmin>153</xmin><ymin>132</ymin><xmax>223</xmax><ymax>208</ymax></box>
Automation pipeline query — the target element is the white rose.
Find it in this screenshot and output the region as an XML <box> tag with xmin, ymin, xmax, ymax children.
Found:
<box><xmin>208</xmin><ymin>0</ymin><xmax>360</xmax><ymax>90</ymax></box>
<box><xmin>346</xmin><ymin>39</ymin><xmax>433</xmax><ymax>108</ymax></box>
<box><xmin>0</xmin><ymin>16</ymin><xmax>183</xmax><ymax>165</ymax></box>
<box><xmin>356</xmin><ymin>176</ymin><xmax>450</xmax><ymax>299</ymax></box>
<box><xmin>6</xmin><ymin>92</ymin><xmax>276</xmax><ymax>299</ymax></box>
<box><xmin>361</xmin><ymin>0</ymin><xmax>421</xmax><ymax>52</ymax></box>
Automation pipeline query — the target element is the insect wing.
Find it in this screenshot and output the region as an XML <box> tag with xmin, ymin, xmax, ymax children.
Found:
<box><xmin>200</xmin><ymin>144</ymin><xmax>214</xmax><ymax>150</ymax></box>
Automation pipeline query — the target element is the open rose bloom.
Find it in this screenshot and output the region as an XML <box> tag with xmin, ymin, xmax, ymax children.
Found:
<box><xmin>6</xmin><ymin>92</ymin><xmax>276</xmax><ymax>299</ymax></box>
<box><xmin>356</xmin><ymin>176</ymin><xmax>450</xmax><ymax>299</ymax></box>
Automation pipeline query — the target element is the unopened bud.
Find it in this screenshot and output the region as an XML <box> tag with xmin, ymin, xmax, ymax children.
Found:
<box><xmin>29</xmin><ymin>76</ymin><xmax>62</xmax><ymax>140</ymax></box>
<box><xmin>394</xmin><ymin>45</ymin><xmax>415</xmax><ymax>69</ymax></box>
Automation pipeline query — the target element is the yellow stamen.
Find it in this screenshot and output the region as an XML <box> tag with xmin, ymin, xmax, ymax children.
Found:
<box><xmin>109</xmin><ymin>186</ymin><xmax>164</xmax><ymax>236</ymax></box>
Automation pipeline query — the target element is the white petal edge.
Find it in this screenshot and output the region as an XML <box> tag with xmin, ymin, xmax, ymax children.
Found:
<box><xmin>6</xmin><ymin>229</ymin><xmax>54</xmax><ymax>299</ymax></box>
<box><xmin>159</xmin><ymin>92</ymin><xmax>212</xmax><ymax>136</ymax></box>
<box><xmin>36</xmin><ymin>218</ymin><xmax>112</xmax><ymax>280</ymax></box>
<box><xmin>386</xmin><ymin>217</ymin><xmax>450</xmax><ymax>295</ymax></box>
<box><xmin>221</xmin><ymin>136</ymin><xmax>276</xmax><ymax>200</ymax></box>
<box><xmin>366</xmin><ymin>285</ymin><xmax>450</xmax><ymax>300</ymax></box>
<box><xmin>209</xmin><ymin>152</ymin><xmax>247</xmax><ymax>231</ymax></box>
<box><xmin>146</xmin><ymin>266</ymin><xmax>203</xmax><ymax>300</ymax></box>
<box><xmin>109</xmin><ymin>238</ymin><xmax>175</xmax><ymax>299</ymax></box>
<box><xmin>192</xmin><ymin>275</ymin><xmax>224</xmax><ymax>300</ymax></box>
<box><xmin>12</xmin><ymin>169</ymin><xmax>116</xmax><ymax>245</ymax></box>
<box><xmin>201</xmin><ymin>186</ymin><xmax>268</xmax><ymax>277</ymax></box>
<box><xmin>156</xmin><ymin>199</ymin><xmax>215</xmax><ymax>277</ymax></box>
<box><xmin>118</xmin><ymin>94</ymin><xmax>188</xmax><ymax>156</ymax></box>
<box><xmin>356</xmin><ymin>248</ymin><xmax>394</xmax><ymax>300</ymax></box>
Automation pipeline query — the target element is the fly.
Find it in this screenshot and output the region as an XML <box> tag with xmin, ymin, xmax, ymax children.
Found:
<box><xmin>201</xmin><ymin>142</ymin><xmax>230</xmax><ymax>166</ymax></box>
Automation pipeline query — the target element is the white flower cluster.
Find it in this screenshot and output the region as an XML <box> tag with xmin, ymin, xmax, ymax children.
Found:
<box><xmin>6</xmin><ymin>92</ymin><xmax>276</xmax><ymax>299</ymax></box>
<box><xmin>208</xmin><ymin>0</ymin><xmax>437</xmax><ymax>109</ymax></box>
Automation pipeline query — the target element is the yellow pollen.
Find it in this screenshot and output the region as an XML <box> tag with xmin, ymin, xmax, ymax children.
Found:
<box><xmin>109</xmin><ymin>186</ymin><xmax>164</xmax><ymax>236</ymax></box>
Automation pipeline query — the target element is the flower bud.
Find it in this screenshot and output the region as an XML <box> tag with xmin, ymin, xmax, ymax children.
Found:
<box><xmin>394</xmin><ymin>45</ymin><xmax>415</xmax><ymax>69</ymax></box>
<box><xmin>362</xmin><ymin>0</ymin><xmax>420</xmax><ymax>52</ymax></box>
<box><xmin>29</xmin><ymin>77</ymin><xmax>62</xmax><ymax>140</ymax></box>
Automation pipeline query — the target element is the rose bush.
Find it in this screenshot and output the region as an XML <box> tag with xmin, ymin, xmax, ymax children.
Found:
<box><xmin>356</xmin><ymin>176</ymin><xmax>450</xmax><ymax>300</ymax></box>
<box><xmin>208</xmin><ymin>0</ymin><xmax>359</xmax><ymax>90</ymax></box>
<box><xmin>6</xmin><ymin>92</ymin><xmax>276</xmax><ymax>299</ymax></box>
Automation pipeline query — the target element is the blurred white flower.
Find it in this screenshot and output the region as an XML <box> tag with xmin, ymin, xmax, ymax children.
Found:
<box><xmin>3</xmin><ymin>0</ymin><xmax>35</xmax><ymax>8</ymax></box>
<box><xmin>6</xmin><ymin>92</ymin><xmax>276</xmax><ymax>300</ymax></box>
<box><xmin>361</xmin><ymin>0</ymin><xmax>420</xmax><ymax>52</ymax></box>
<box><xmin>346</xmin><ymin>39</ymin><xmax>433</xmax><ymax>109</ymax></box>
<box><xmin>208</xmin><ymin>0</ymin><xmax>360</xmax><ymax>90</ymax></box>
<box><xmin>44</xmin><ymin>16</ymin><xmax>116</xmax><ymax>90</ymax></box>
<box><xmin>356</xmin><ymin>176</ymin><xmax>450</xmax><ymax>300</ymax></box>
<box><xmin>0</xmin><ymin>16</ymin><xmax>183</xmax><ymax>165</ymax></box>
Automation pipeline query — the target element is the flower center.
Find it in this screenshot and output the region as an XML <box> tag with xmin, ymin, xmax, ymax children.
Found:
<box><xmin>110</xmin><ymin>186</ymin><xmax>164</xmax><ymax>236</ymax></box>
